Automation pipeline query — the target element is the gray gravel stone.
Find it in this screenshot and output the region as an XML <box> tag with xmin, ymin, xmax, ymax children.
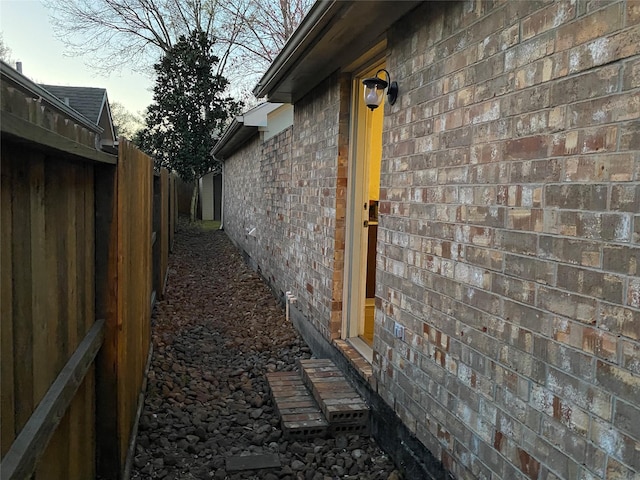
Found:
<box><xmin>129</xmin><ymin>225</ymin><xmax>400</xmax><ymax>480</ymax></box>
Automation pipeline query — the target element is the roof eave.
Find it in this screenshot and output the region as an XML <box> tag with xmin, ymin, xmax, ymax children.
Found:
<box><xmin>253</xmin><ymin>1</ymin><xmax>423</xmax><ymax>104</ymax></box>
<box><xmin>252</xmin><ymin>1</ymin><xmax>339</xmax><ymax>100</ymax></box>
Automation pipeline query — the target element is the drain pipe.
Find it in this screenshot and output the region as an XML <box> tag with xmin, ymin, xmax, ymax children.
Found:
<box><xmin>285</xmin><ymin>291</ymin><xmax>297</xmax><ymax>322</ymax></box>
<box><xmin>219</xmin><ymin>161</ymin><xmax>225</xmax><ymax>230</ymax></box>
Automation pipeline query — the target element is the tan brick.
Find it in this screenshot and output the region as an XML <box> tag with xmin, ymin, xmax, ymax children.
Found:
<box><xmin>541</xmin><ymin>235</ymin><xmax>602</xmax><ymax>267</ymax></box>
<box><xmin>621</xmin><ymin>340</ymin><xmax>640</xmax><ymax>376</ymax></box>
<box><xmin>537</xmin><ymin>285</ymin><xmax>597</xmax><ymax>324</ymax></box>
<box><xmin>505</xmin><ymin>254</ymin><xmax>556</xmax><ymax>285</ymax></box>
<box><xmin>619</xmin><ymin>120</ymin><xmax>640</xmax><ymax>152</ymax></box>
<box><xmin>603</xmin><ymin>245</ymin><xmax>640</xmax><ymax>275</ymax></box>
<box><xmin>628</xmin><ymin>278</ymin><xmax>640</xmax><ymax>308</ymax></box>
<box><xmin>509</xmin><ymin>158</ymin><xmax>562</xmax><ymax>183</ymax></box>
<box><xmin>505</xmin><ymin>30</ymin><xmax>555</xmax><ymax>71</ymax></box>
<box><xmin>557</xmin><ymin>264</ymin><xmax>625</xmax><ymax>304</ymax></box>
<box><xmin>599</xmin><ymin>303</ymin><xmax>640</xmax><ymax>341</ymax></box>
<box><xmin>606</xmin><ymin>456</ymin><xmax>640</xmax><ymax>479</ymax></box>
<box><xmin>548</xmin><ymin>367</ymin><xmax>613</xmax><ymax>421</ymax></box>
<box><xmin>550</xmin><ymin>64</ymin><xmax>620</xmax><ymax>106</ymax></box>
<box><xmin>506</xmin><ymin>208</ymin><xmax>543</xmax><ymax>232</ymax></box>
<box><xmin>564</xmin><ymin>153</ymin><xmax>636</xmax><ymax>182</ymax></box>
<box><xmin>521</xmin><ymin>0</ymin><xmax>577</xmax><ymax>41</ymax></box>
<box><xmin>492</xmin><ymin>273</ymin><xmax>536</xmax><ymax>304</ymax></box>
<box><xmin>567</xmin><ymin>26</ymin><xmax>640</xmax><ymax>75</ymax></box>
<box><xmin>567</xmin><ymin>93</ymin><xmax>640</xmax><ymax>128</ymax></box>
<box><xmin>611</xmin><ymin>184</ymin><xmax>640</xmax><ymax>212</ymax></box>
<box><xmin>596</xmin><ymin>361</ymin><xmax>640</xmax><ymax>406</ymax></box>
<box><xmin>514</xmin><ymin>111</ymin><xmax>549</xmax><ymax>136</ymax></box>
<box><xmin>591</xmin><ymin>418</ymin><xmax>640</xmax><ymax>471</ymax></box>
<box><xmin>556</xmin><ymin>2</ymin><xmax>624</xmax><ymax>51</ymax></box>
<box><xmin>466</xmin><ymin>245</ymin><xmax>504</xmax><ymax>271</ymax></box>
<box><xmin>544</xmin><ymin>184</ymin><xmax>607</xmax><ymax>210</ymax></box>
<box><xmin>627</xmin><ymin>0</ymin><xmax>640</xmax><ymax>26</ymax></box>
<box><xmin>496</xmin><ymin>229</ymin><xmax>538</xmax><ymax>256</ymax></box>
<box><xmin>622</xmin><ymin>57</ymin><xmax>640</xmax><ymax>91</ymax></box>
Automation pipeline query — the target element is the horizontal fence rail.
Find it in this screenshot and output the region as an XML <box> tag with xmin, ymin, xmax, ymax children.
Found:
<box><xmin>0</xmin><ymin>320</ymin><xmax>105</xmax><ymax>480</ymax></box>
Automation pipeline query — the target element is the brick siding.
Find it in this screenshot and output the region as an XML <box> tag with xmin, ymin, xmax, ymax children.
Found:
<box><xmin>372</xmin><ymin>1</ymin><xmax>640</xmax><ymax>478</ymax></box>
<box><xmin>223</xmin><ymin>75</ymin><xmax>347</xmax><ymax>341</ymax></box>
<box><xmin>222</xmin><ymin>1</ymin><xmax>639</xmax><ymax>478</ymax></box>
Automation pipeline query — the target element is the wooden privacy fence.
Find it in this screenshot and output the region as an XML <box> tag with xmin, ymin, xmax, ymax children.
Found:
<box><xmin>1</xmin><ymin>65</ymin><xmax>177</xmax><ymax>480</ymax></box>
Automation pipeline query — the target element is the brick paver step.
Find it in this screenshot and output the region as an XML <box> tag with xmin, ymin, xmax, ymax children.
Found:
<box><xmin>266</xmin><ymin>371</ymin><xmax>328</xmax><ymax>440</ymax></box>
<box><xmin>297</xmin><ymin>359</ymin><xmax>369</xmax><ymax>426</ymax></box>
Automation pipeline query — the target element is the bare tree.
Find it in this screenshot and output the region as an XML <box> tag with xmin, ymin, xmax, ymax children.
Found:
<box><xmin>0</xmin><ymin>33</ymin><xmax>13</xmax><ymax>64</ymax></box>
<box><xmin>110</xmin><ymin>101</ymin><xmax>145</xmax><ymax>140</ymax></box>
<box><xmin>44</xmin><ymin>0</ymin><xmax>313</xmax><ymax>94</ymax></box>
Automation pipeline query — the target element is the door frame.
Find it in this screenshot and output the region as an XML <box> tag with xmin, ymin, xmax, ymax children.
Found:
<box><xmin>342</xmin><ymin>59</ymin><xmax>385</xmax><ymax>355</ymax></box>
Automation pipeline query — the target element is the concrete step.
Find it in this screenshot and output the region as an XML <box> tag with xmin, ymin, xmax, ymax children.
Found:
<box><xmin>265</xmin><ymin>371</ymin><xmax>328</xmax><ymax>440</ymax></box>
<box><xmin>298</xmin><ymin>359</ymin><xmax>369</xmax><ymax>435</ymax></box>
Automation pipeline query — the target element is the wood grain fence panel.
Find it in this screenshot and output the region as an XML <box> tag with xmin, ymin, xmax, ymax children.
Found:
<box><xmin>160</xmin><ymin>169</ymin><xmax>169</xmax><ymax>297</ymax></box>
<box><xmin>2</xmin><ymin>133</ymin><xmax>157</xmax><ymax>478</ymax></box>
<box><xmin>0</xmin><ymin>150</ymin><xmax>15</xmax><ymax>457</ymax></box>
<box><xmin>0</xmin><ymin>319</ymin><xmax>104</xmax><ymax>480</ymax></box>
<box><xmin>169</xmin><ymin>175</ymin><xmax>176</xmax><ymax>252</ymax></box>
<box><xmin>1</xmin><ymin>143</ymin><xmax>97</xmax><ymax>478</ymax></box>
<box><xmin>33</xmin><ymin>155</ymin><xmax>68</xmax><ymax>480</ymax></box>
<box><xmin>10</xmin><ymin>154</ymin><xmax>34</xmax><ymax>436</ymax></box>
<box><xmin>116</xmin><ymin>139</ymin><xmax>152</xmax><ymax>470</ymax></box>
<box><xmin>80</xmin><ymin>162</ymin><xmax>97</xmax><ymax>480</ymax></box>
<box><xmin>94</xmin><ymin>163</ymin><xmax>119</xmax><ymax>479</ymax></box>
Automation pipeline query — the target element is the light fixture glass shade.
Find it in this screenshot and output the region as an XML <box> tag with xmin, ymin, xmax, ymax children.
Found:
<box><xmin>362</xmin><ymin>69</ymin><xmax>397</xmax><ymax>111</ymax></box>
<box><xmin>364</xmin><ymin>84</ymin><xmax>385</xmax><ymax>110</ymax></box>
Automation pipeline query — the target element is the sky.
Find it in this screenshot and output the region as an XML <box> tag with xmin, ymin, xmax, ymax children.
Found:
<box><xmin>0</xmin><ymin>0</ymin><xmax>153</xmax><ymax>114</ymax></box>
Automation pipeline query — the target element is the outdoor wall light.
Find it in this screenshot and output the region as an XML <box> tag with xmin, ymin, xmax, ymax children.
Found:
<box><xmin>362</xmin><ymin>69</ymin><xmax>398</xmax><ymax>110</ymax></box>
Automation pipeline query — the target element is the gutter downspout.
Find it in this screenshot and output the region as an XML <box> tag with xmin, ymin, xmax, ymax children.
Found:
<box><xmin>220</xmin><ymin>161</ymin><xmax>225</xmax><ymax>230</ymax></box>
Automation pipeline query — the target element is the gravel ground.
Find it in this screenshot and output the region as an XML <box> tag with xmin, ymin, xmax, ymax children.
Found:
<box><xmin>130</xmin><ymin>223</ymin><xmax>402</xmax><ymax>480</ymax></box>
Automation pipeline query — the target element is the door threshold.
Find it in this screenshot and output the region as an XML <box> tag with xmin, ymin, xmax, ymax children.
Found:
<box><xmin>347</xmin><ymin>337</ymin><xmax>373</xmax><ymax>364</ymax></box>
<box><xmin>333</xmin><ymin>338</ymin><xmax>374</xmax><ymax>386</ymax></box>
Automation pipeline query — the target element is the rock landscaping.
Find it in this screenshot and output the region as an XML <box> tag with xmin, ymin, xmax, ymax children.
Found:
<box><xmin>130</xmin><ymin>222</ymin><xmax>401</xmax><ymax>480</ymax></box>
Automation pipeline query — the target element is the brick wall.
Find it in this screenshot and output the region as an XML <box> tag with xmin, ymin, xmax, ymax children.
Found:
<box><xmin>373</xmin><ymin>1</ymin><xmax>640</xmax><ymax>479</ymax></box>
<box><xmin>223</xmin><ymin>75</ymin><xmax>346</xmax><ymax>340</ymax></box>
<box><xmin>222</xmin><ymin>135</ymin><xmax>262</xmax><ymax>262</ymax></box>
<box><xmin>259</xmin><ymin>126</ymin><xmax>294</xmax><ymax>295</ymax></box>
<box><xmin>287</xmin><ymin>74</ymin><xmax>346</xmax><ymax>339</ymax></box>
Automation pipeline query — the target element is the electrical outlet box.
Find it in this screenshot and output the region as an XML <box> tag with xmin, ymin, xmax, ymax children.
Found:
<box><xmin>394</xmin><ymin>322</ymin><xmax>405</xmax><ymax>341</ymax></box>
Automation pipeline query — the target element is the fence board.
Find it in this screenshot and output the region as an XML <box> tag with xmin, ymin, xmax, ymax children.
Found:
<box><xmin>169</xmin><ymin>175</ymin><xmax>176</xmax><ymax>252</ymax></box>
<box><xmin>0</xmin><ymin>152</ymin><xmax>15</xmax><ymax>457</ymax></box>
<box><xmin>160</xmin><ymin>169</ymin><xmax>169</xmax><ymax>296</ymax></box>
<box><xmin>11</xmin><ymin>155</ymin><xmax>34</xmax><ymax>435</ymax></box>
<box><xmin>115</xmin><ymin>139</ymin><xmax>152</xmax><ymax>472</ymax></box>
<box><xmin>81</xmin><ymin>162</ymin><xmax>96</xmax><ymax>480</ymax></box>
<box><xmin>1</xmin><ymin>144</ymin><xmax>98</xmax><ymax>479</ymax></box>
<box><xmin>95</xmin><ymin>163</ymin><xmax>119</xmax><ymax>479</ymax></box>
<box><xmin>34</xmin><ymin>156</ymin><xmax>67</xmax><ymax>480</ymax></box>
<box><xmin>3</xmin><ymin>72</ymin><xmax>171</xmax><ymax>479</ymax></box>
<box><xmin>2</xmin><ymin>134</ymin><xmax>166</xmax><ymax>479</ymax></box>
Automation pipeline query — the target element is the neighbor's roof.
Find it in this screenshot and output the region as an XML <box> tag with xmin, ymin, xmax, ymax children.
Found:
<box><xmin>253</xmin><ymin>0</ymin><xmax>422</xmax><ymax>103</ymax></box>
<box><xmin>40</xmin><ymin>84</ymin><xmax>108</xmax><ymax>125</ymax></box>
